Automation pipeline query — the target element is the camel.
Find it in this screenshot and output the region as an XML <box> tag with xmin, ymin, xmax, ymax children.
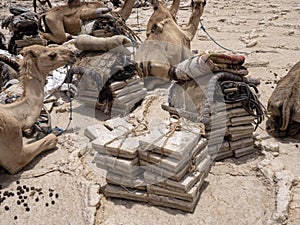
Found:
<box><xmin>0</xmin><ymin>45</ymin><xmax>74</xmax><ymax>174</ymax></box>
<box><xmin>267</xmin><ymin>60</ymin><xmax>300</xmax><ymax>137</ymax></box>
<box><xmin>136</xmin><ymin>0</ymin><xmax>206</xmax><ymax>79</ymax></box>
<box><xmin>38</xmin><ymin>0</ymin><xmax>136</xmax><ymax>44</ymax></box>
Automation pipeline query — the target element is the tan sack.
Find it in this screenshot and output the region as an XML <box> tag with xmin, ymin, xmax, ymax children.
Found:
<box><xmin>74</xmin><ymin>34</ymin><xmax>132</xmax><ymax>51</ymax></box>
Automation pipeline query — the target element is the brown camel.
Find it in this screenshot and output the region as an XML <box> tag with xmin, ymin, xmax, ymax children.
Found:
<box><xmin>39</xmin><ymin>0</ymin><xmax>136</xmax><ymax>44</ymax></box>
<box><xmin>267</xmin><ymin>60</ymin><xmax>300</xmax><ymax>137</ymax></box>
<box><xmin>145</xmin><ymin>0</ymin><xmax>180</xmax><ymax>37</ymax></box>
<box><xmin>0</xmin><ymin>45</ymin><xmax>74</xmax><ymax>174</ymax></box>
<box><xmin>136</xmin><ymin>0</ymin><xmax>206</xmax><ymax>79</ymax></box>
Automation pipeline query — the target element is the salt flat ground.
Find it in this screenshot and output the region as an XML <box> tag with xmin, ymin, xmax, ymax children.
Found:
<box><xmin>0</xmin><ymin>0</ymin><xmax>300</xmax><ymax>224</ymax></box>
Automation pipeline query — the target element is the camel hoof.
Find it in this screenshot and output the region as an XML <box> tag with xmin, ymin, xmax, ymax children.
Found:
<box><xmin>45</xmin><ymin>133</ymin><xmax>58</xmax><ymax>149</ymax></box>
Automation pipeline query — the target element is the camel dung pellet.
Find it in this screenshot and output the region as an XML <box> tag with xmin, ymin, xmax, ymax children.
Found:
<box><xmin>21</xmin><ymin>199</ymin><xmax>24</xmax><ymax>203</ymax></box>
<box><xmin>49</xmin><ymin>193</ymin><xmax>53</xmax><ymax>197</ymax></box>
<box><xmin>30</xmin><ymin>187</ymin><xmax>35</xmax><ymax>190</ymax></box>
<box><xmin>51</xmin><ymin>200</ymin><xmax>55</xmax><ymax>205</ymax></box>
<box><xmin>18</xmin><ymin>196</ymin><xmax>22</xmax><ymax>200</ymax></box>
<box><xmin>14</xmin><ymin>216</ymin><xmax>18</xmax><ymax>220</ymax></box>
<box><xmin>45</xmin><ymin>203</ymin><xmax>49</xmax><ymax>207</ymax></box>
<box><xmin>24</xmin><ymin>196</ymin><xmax>27</xmax><ymax>199</ymax></box>
<box><xmin>35</xmin><ymin>197</ymin><xmax>39</xmax><ymax>202</ymax></box>
<box><xmin>55</xmin><ymin>193</ymin><xmax>59</xmax><ymax>198</ymax></box>
<box><xmin>26</xmin><ymin>188</ymin><xmax>30</xmax><ymax>192</ymax></box>
<box><xmin>23</xmin><ymin>203</ymin><xmax>28</xmax><ymax>207</ymax></box>
<box><xmin>4</xmin><ymin>206</ymin><xmax>9</xmax><ymax>211</ymax></box>
<box><xmin>25</xmin><ymin>207</ymin><xmax>30</xmax><ymax>212</ymax></box>
<box><xmin>17</xmin><ymin>200</ymin><xmax>21</xmax><ymax>205</ymax></box>
<box><xmin>16</xmin><ymin>181</ymin><xmax>20</xmax><ymax>184</ymax></box>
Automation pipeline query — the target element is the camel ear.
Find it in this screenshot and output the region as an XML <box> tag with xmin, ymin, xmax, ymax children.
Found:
<box><xmin>20</xmin><ymin>49</ymin><xmax>37</xmax><ymax>58</ymax></box>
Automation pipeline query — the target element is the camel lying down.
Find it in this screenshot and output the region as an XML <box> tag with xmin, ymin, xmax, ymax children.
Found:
<box><xmin>267</xmin><ymin>61</ymin><xmax>300</xmax><ymax>137</ymax></box>
<box><xmin>0</xmin><ymin>45</ymin><xmax>75</xmax><ymax>174</ymax></box>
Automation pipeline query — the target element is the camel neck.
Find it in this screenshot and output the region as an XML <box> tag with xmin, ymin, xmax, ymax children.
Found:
<box><xmin>184</xmin><ymin>7</ymin><xmax>202</xmax><ymax>40</ymax></box>
<box><xmin>3</xmin><ymin>73</ymin><xmax>46</xmax><ymax>130</ymax></box>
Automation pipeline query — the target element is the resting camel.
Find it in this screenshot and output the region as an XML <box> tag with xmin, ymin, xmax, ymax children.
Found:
<box><xmin>136</xmin><ymin>0</ymin><xmax>206</xmax><ymax>78</ymax></box>
<box><xmin>38</xmin><ymin>0</ymin><xmax>136</xmax><ymax>44</ymax></box>
<box><xmin>0</xmin><ymin>45</ymin><xmax>74</xmax><ymax>174</ymax></box>
<box><xmin>267</xmin><ymin>61</ymin><xmax>300</xmax><ymax>137</ymax></box>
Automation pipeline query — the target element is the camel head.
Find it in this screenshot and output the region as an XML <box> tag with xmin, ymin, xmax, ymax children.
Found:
<box><xmin>146</xmin><ymin>0</ymin><xmax>179</xmax><ymax>37</ymax></box>
<box><xmin>19</xmin><ymin>45</ymin><xmax>75</xmax><ymax>82</ymax></box>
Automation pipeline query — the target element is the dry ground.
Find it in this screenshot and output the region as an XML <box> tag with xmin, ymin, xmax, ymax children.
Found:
<box><xmin>0</xmin><ymin>0</ymin><xmax>300</xmax><ymax>225</ymax></box>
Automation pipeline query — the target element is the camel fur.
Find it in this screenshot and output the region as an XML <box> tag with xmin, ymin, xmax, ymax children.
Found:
<box><xmin>0</xmin><ymin>45</ymin><xmax>74</xmax><ymax>174</ymax></box>
<box><xmin>267</xmin><ymin>60</ymin><xmax>300</xmax><ymax>137</ymax></box>
<box><xmin>136</xmin><ymin>0</ymin><xmax>206</xmax><ymax>79</ymax></box>
<box><xmin>38</xmin><ymin>0</ymin><xmax>136</xmax><ymax>44</ymax></box>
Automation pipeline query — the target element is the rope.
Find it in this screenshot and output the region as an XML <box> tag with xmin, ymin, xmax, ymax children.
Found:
<box><xmin>134</xmin><ymin>7</ymin><xmax>146</xmax><ymax>32</ymax></box>
<box><xmin>35</xmin><ymin>65</ymin><xmax>73</xmax><ymax>139</ymax></box>
<box><xmin>199</xmin><ymin>20</ymin><xmax>248</xmax><ymax>55</ymax></box>
<box><xmin>220</xmin><ymin>81</ymin><xmax>266</xmax><ymax>130</ymax></box>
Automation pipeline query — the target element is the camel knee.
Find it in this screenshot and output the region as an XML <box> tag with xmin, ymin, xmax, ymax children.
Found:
<box><xmin>40</xmin><ymin>31</ymin><xmax>67</xmax><ymax>44</ymax></box>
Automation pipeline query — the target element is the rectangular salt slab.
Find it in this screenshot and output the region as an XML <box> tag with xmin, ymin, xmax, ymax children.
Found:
<box><xmin>148</xmin><ymin>190</ymin><xmax>201</xmax><ymax>213</ymax></box>
<box><xmin>143</xmin><ymin>155</ymin><xmax>211</xmax><ymax>190</ymax></box>
<box><xmin>215</xmin><ymin>150</ymin><xmax>234</xmax><ymax>161</ymax></box>
<box><xmin>139</xmin><ymin>127</ymin><xmax>200</xmax><ymax>160</ymax></box>
<box><xmin>112</xmin><ymin>90</ymin><xmax>147</xmax><ymax>112</ymax></box>
<box><xmin>234</xmin><ymin>145</ymin><xmax>254</xmax><ymax>158</ymax></box>
<box><xmin>85</xmin><ymin>124</ymin><xmax>113</xmax><ymax>141</ymax></box>
<box><xmin>229</xmin><ymin>131</ymin><xmax>253</xmax><ymax>141</ymax></box>
<box><xmin>106</xmin><ymin>171</ymin><xmax>146</xmax><ymax>190</ymax></box>
<box><xmin>104</xmin><ymin>184</ymin><xmax>148</xmax><ymax>202</ymax></box>
<box><xmin>228</xmin><ymin>124</ymin><xmax>254</xmax><ymax>133</ymax></box>
<box><xmin>103</xmin><ymin>137</ymin><xmax>140</xmax><ymax>159</ymax></box>
<box><xmin>112</xmin><ymin>82</ymin><xmax>144</xmax><ymax>98</ymax></box>
<box><xmin>230</xmin><ymin>137</ymin><xmax>253</xmax><ymax>151</ymax></box>
<box><xmin>114</xmin><ymin>88</ymin><xmax>147</xmax><ymax>104</ymax></box>
<box><xmin>138</xmin><ymin>138</ymin><xmax>207</xmax><ymax>174</ymax></box>
<box><xmin>210</xmin><ymin>102</ymin><xmax>243</xmax><ymax>113</ymax></box>
<box><xmin>103</xmin><ymin>117</ymin><xmax>134</xmax><ymax>131</ymax></box>
<box><xmin>140</xmin><ymin>160</ymin><xmax>190</xmax><ymax>181</ymax></box>
<box><xmin>94</xmin><ymin>153</ymin><xmax>142</xmax><ymax>177</ymax></box>
<box><xmin>230</xmin><ymin>115</ymin><xmax>255</xmax><ymax>127</ymax></box>
<box><xmin>226</xmin><ymin>107</ymin><xmax>251</xmax><ymax>118</ymax></box>
<box><xmin>147</xmin><ymin>173</ymin><xmax>205</xmax><ymax>202</ymax></box>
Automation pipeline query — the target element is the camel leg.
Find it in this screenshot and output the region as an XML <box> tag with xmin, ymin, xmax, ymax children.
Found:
<box><xmin>40</xmin><ymin>17</ymin><xmax>67</xmax><ymax>44</ymax></box>
<box><xmin>21</xmin><ymin>133</ymin><xmax>58</xmax><ymax>167</ymax></box>
<box><xmin>0</xmin><ymin>124</ymin><xmax>58</xmax><ymax>174</ymax></box>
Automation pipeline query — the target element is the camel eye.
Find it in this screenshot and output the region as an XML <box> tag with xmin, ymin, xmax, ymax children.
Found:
<box><xmin>49</xmin><ymin>52</ymin><xmax>57</xmax><ymax>59</ymax></box>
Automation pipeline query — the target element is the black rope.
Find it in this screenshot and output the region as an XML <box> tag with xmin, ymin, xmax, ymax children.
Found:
<box><xmin>200</xmin><ymin>20</ymin><xmax>248</xmax><ymax>55</ymax></box>
<box><xmin>220</xmin><ymin>81</ymin><xmax>265</xmax><ymax>130</ymax></box>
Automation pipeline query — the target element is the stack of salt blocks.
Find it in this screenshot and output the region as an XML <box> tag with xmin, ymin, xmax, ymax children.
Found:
<box><xmin>138</xmin><ymin>119</ymin><xmax>211</xmax><ymax>212</ymax></box>
<box><xmin>85</xmin><ymin>117</ymin><xmax>212</xmax><ymax>212</ymax></box>
<box><xmin>205</xmin><ymin>101</ymin><xmax>256</xmax><ymax>161</ymax></box>
<box><xmin>85</xmin><ymin>117</ymin><xmax>148</xmax><ymax>202</ymax></box>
